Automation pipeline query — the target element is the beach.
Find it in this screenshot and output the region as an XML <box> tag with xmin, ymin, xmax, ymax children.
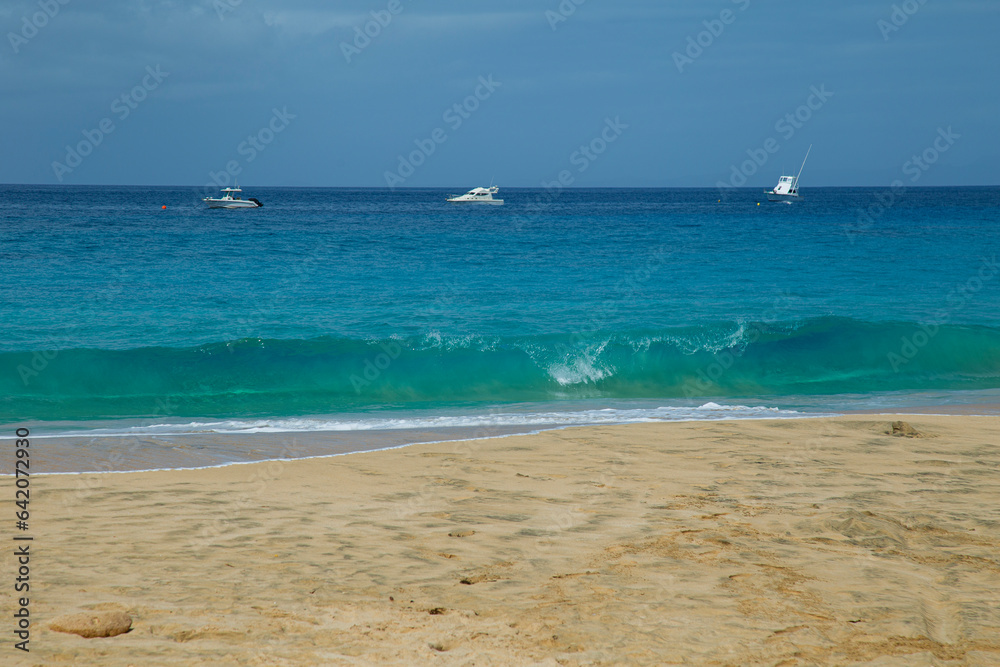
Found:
<box><xmin>8</xmin><ymin>414</ymin><xmax>1000</xmax><ymax>665</ymax></box>
<box><xmin>4</xmin><ymin>0</ymin><xmax>998</xmax><ymax>662</ymax></box>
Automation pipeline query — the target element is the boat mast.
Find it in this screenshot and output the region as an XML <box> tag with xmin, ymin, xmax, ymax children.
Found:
<box><xmin>792</xmin><ymin>145</ymin><xmax>812</xmax><ymax>191</ymax></box>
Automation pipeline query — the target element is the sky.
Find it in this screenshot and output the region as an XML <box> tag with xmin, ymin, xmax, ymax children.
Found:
<box><xmin>0</xmin><ymin>0</ymin><xmax>997</xmax><ymax>187</ymax></box>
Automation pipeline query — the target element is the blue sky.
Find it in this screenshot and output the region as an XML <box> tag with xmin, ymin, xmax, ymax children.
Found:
<box><xmin>0</xmin><ymin>0</ymin><xmax>996</xmax><ymax>187</ymax></box>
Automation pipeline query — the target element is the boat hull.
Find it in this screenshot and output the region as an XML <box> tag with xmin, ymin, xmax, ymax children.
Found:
<box><xmin>203</xmin><ymin>199</ymin><xmax>261</xmax><ymax>208</ymax></box>
<box><xmin>766</xmin><ymin>192</ymin><xmax>801</xmax><ymax>203</ymax></box>
<box><xmin>447</xmin><ymin>199</ymin><xmax>504</xmax><ymax>205</ymax></box>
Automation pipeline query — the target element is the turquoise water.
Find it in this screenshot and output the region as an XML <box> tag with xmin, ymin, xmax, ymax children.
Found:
<box><xmin>2</xmin><ymin>185</ymin><xmax>998</xmax><ymax>444</ymax></box>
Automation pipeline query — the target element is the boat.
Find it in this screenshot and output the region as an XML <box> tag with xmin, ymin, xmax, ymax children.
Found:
<box><xmin>446</xmin><ymin>186</ymin><xmax>503</xmax><ymax>205</ymax></box>
<box><xmin>203</xmin><ymin>185</ymin><xmax>262</xmax><ymax>208</ymax></box>
<box><xmin>765</xmin><ymin>145</ymin><xmax>811</xmax><ymax>203</ymax></box>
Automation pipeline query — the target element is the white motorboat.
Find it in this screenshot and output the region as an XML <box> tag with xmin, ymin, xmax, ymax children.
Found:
<box><xmin>203</xmin><ymin>186</ymin><xmax>262</xmax><ymax>208</ymax></box>
<box><xmin>766</xmin><ymin>145</ymin><xmax>811</xmax><ymax>203</ymax></box>
<box><xmin>447</xmin><ymin>186</ymin><xmax>503</xmax><ymax>205</ymax></box>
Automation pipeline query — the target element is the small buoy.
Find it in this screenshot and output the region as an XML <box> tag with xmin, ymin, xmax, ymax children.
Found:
<box><xmin>161</xmin><ymin>205</ymin><xmax>167</xmax><ymax>209</ymax></box>
<box><xmin>757</xmin><ymin>202</ymin><xmax>760</xmax><ymax>206</ymax></box>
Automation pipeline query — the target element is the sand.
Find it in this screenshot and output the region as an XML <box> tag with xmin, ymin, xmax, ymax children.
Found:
<box><xmin>6</xmin><ymin>415</ymin><xmax>1000</xmax><ymax>665</ymax></box>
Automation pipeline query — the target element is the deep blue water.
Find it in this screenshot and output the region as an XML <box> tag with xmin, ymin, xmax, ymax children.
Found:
<box><xmin>2</xmin><ymin>185</ymin><xmax>999</xmax><ymax>437</ymax></box>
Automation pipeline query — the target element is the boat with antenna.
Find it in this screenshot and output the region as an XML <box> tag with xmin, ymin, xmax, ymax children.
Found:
<box><xmin>766</xmin><ymin>145</ymin><xmax>811</xmax><ymax>203</ymax></box>
<box><xmin>203</xmin><ymin>181</ymin><xmax>262</xmax><ymax>209</ymax></box>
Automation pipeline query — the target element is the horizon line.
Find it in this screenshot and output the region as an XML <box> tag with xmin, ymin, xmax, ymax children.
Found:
<box><xmin>2</xmin><ymin>183</ymin><xmax>998</xmax><ymax>189</ymax></box>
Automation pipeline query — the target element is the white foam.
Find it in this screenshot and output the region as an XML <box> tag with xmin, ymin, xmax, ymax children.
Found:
<box><xmin>545</xmin><ymin>340</ymin><xmax>612</xmax><ymax>386</ymax></box>
<box><xmin>21</xmin><ymin>404</ymin><xmax>827</xmax><ymax>438</ymax></box>
<box><xmin>548</xmin><ymin>357</ymin><xmax>610</xmax><ymax>385</ymax></box>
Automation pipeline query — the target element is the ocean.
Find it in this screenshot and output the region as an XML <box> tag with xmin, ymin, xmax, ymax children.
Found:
<box><xmin>2</xmin><ymin>185</ymin><xmax>998</xmax><ymax>472</ymax></box>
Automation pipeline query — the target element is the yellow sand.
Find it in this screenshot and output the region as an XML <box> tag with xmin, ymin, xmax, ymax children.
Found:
<box><xmin>7</xmin><ymin>415</ymin><xmax>1000</xmax><ymax>665</ymax></box>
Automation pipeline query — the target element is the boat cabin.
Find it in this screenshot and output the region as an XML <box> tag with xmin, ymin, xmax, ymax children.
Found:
<box><xmin>772</xmin><ymin>176</ymin><xmax>797</xmax><ymax>195</ymax></box>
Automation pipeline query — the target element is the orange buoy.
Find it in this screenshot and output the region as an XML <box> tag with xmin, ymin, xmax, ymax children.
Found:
<box><xmin>162</xmin><ymin>205</ymin><xmax>167</xmax><ymax>209</ymax></box>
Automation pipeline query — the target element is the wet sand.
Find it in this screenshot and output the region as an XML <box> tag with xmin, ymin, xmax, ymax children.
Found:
<box><xmin>7</xmin><ymin>415</ymin><xmax>1000</xmax><ymax>665</ymax></box>
<box><xmin>24</xmin><ymin>425</ymin><xmax>544</xmax><ymax>474</ymax></box>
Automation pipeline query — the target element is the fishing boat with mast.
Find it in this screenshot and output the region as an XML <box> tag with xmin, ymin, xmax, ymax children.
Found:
<box><xmin>766</xmin><ymin>145</ymin><xmax>811</xmax><ymax>203</ymax></box>
<box><xmin>203</xmin><ymin>181</ymin><xmax>263</xmax><ymax>209</ymax></box>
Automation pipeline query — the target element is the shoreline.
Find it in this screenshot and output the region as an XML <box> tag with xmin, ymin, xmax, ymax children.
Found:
<box><xmin>5</xmin><ymin>403</ymin><xmax>826</xmax><ymax>475</ymax></box>
<box><xmin>9</xmin><ymin>401</ymin><xmax>1000</xmax><ymax>476</ymax></box>
<box><xmin>3</xmin><ymin>414</ymin><xmax>837</xmax><ymax>476</ymax></box>
<box><xmin>9</xmin><ymin>414</ymin><xmax>1000</xmax><ymax>664</ymax></box>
